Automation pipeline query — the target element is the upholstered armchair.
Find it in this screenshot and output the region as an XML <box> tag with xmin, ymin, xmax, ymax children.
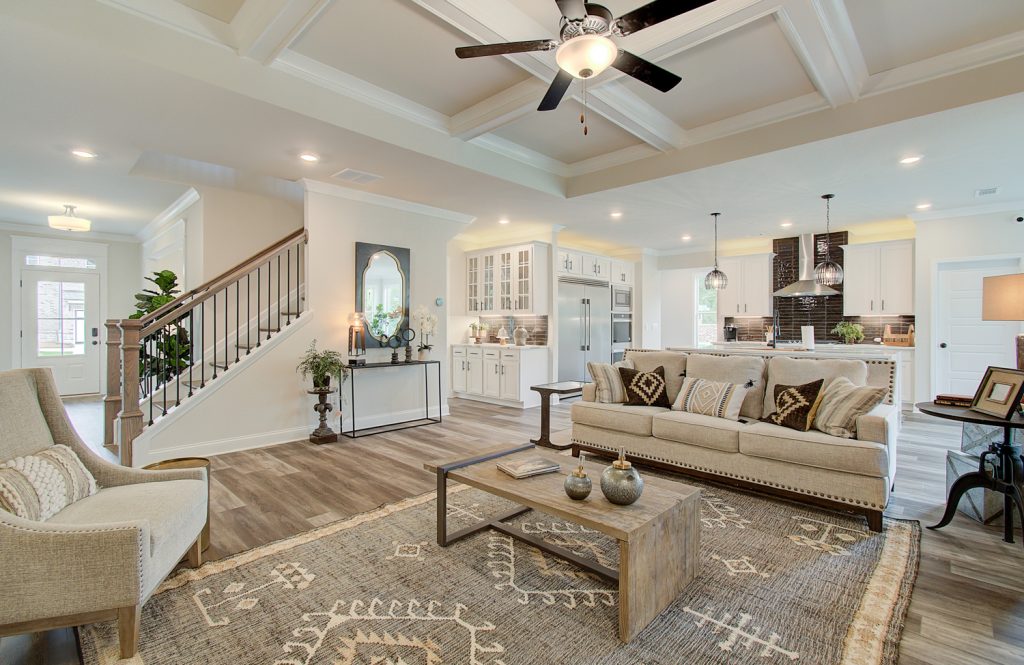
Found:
<box><xmin>0</xmin><ymin>368</ymin><xmax>208</xmax><ymax>659</ymax></box>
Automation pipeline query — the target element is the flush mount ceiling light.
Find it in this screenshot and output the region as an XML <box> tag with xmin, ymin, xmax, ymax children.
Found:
<box><xmin>813</xmin><ymin>194</ymin><xmax>843</xmax><ymax>286</ymax></box>
<box><xmin>704</xmin><ymin>213</ymin><xmax>728</xmax><ymax>290</ymax></box>
<box><xmin>71</xmin><ymin>149</ymin><xmax>97</xmax><ymax>159</ymax></box>
<box><xmin>299</xmin><ymin>152</ymin><xmax>319</xmax><ymax>163</ymax></box>
<box><xmin>48</xmin><ymin>204</ymin><xmax>91</xmax><ymax>232</ymax></box>
<box><xmin>915</xmin><ymin>202</ymin><xmax>932</xmax><ymax>210</ymax></box>
<box><xmin>899</xmin><ymin>155</ymin><xmax>922</xmax><ymax>165</ymax></box>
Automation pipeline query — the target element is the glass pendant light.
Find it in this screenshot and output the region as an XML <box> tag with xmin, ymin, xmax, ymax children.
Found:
<box><xmin>704</xmin><ymin>212</ymin><xmax>728</xmax><ymax>290</ymax></box>
<box><xmin>814</xmin><ymin>194</ymin><xmax>844</xmax><ymax>286</ymax></box>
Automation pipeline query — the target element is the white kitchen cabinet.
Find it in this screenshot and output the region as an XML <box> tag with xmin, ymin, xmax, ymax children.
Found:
<box><xmin>557</xmin><ymin>249</ymin><xmax>583</xmax><ymax>276</ymax></box>
<box><xmin>497</xmin><ymin>249</ymin><xmax>514</xmax><ymax>312</ymax></box>
<box><xmin>466</xmin><ymin>243</ymin><xmax>549</xmax><ymax>314</ymax></box>
<box><xmin>466</xmin><ymin>255</ymin><xmax>480</xmax><ymax>313</ymax></box>
<box><xmin>611</xmin><ymin>260</ymin><xmax>634</xmax><ymax>285</ymax></box>
<box><xmin>451</xmin><ymin>345</ymin><xmax>549</xmax><ymax>408</ymax></box>
<box><xmin>583</xmin><ymin>255</ymin><xmax>611</xmax><ymax>281</ymax></box>
<box><xmin>716</xmin><ymin>254</ymin><xmax>773</xmax><ymax>317</ymax></box>
<box><xmin>841</xmin><ymin>240</ymin><xmax>914</xmax><ymax>316</ymax></box>
<box><xmin>481</xmin><ymin>253</ymin><xmax>495</xmax><ymax>312</ymax></box>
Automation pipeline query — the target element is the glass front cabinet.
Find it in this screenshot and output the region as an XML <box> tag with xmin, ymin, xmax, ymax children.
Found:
<box><xmin>465</xmin><ymin>242</ymin><xmax>549</xmax><ymax>315</ymax></box>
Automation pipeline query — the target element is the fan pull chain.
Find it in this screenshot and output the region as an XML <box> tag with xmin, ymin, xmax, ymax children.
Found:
<box><xmin>581</xmin><ymin>78</ymin><xmax>589</xmax><ymax>136</ymax></box>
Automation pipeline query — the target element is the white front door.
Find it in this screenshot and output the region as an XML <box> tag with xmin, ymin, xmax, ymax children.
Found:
<box><xmin>935</xmin><ymin>259</ymin><xmax>1022</xmax><ymax>396</ymax></box>
<box><xmin>21</xmin><ymin>271</ymin><xmax>102</xmax><ymax>395</ymax></box>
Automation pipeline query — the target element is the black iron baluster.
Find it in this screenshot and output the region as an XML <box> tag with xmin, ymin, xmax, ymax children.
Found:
<box><xmin>147</xmin><ymin>335</ymin><xmax>153</xmax><ymax>426</ymax></box>
<box><xmin>296</xmin><ymin>241</ymin><xmax>302</xmax><ymax>317</ymax></box>
<box><xmin>224</xmin><ymin>286</ymin><xmax>229</xmax><ymax>371</ymax></box>
<box><xmin>188</xmin><ymin>311</ymin><xmax>194</xmax><ymax>397</ymax></box>
<box><xmin>266</xmin><ymin>260</ymin><xmax>272</xmax><ymax>341</ymax></box>
<box><xmin>235</xmin><ymin>281</ymin><xmax>240</xmax><ymax>363</ymax></box>
<box><xmin>175</xmin><ymin>321</ymin><xmax>181</xmax><ymax>407</ymax></box>
<box><xmin>247</xmin><ymin>273</ymin><xmax>251</xmax><ymax>355</ymax></box>
<box><xmin>287</xmin><ymin>248</ymin><xmax>291</xmax><ymax>326</ymax></box>
<box><xmin>162</xmin><ymin>326</ymin><xmax>168</xmax><ymax>416</ymax></box>
<box><xmin>213</xmin><ymin>292</ymin><xmax>218</xmax><ymax>380</ymax></box>
<box><xmin>200</xmin><ymin>301</ymin><xmax>206</xmax><ymax>388</ymax></box>
<box><xmin>256</xmin><ymin>266</ymin><xmax>262</xmax><ymax>348</ymax></box>
<box><xmin>277</xmin><ymin>253</ymin><xmax>281</xmax><ymax>333</ymax></box>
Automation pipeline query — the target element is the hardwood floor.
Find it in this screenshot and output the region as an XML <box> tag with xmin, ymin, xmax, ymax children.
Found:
<box><xmin>4</xmin><ymin>399</ymin><xmax>1023</xmax><ymax>664</ymax></box>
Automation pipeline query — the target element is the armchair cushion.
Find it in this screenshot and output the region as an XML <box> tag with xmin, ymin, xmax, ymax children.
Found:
<box><xmin>0</xmin><ymin>444</ymin><xmax>97</xmax><ymax>520</ymax></box>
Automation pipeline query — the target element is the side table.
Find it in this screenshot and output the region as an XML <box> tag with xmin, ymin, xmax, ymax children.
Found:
<box><xmin>143</xmin><ymin>457</ymin><xmax>211</xmax><ymax>552</ymax></box>
<box><xmin>530</xmin><ymin>381</ymin><xmax>585</xmax><ymax>450</ymax></box>
<box><xmin>918</xmin><ymin>401</ymin><xmax>1024</xmax><ymax>545</ymax></box>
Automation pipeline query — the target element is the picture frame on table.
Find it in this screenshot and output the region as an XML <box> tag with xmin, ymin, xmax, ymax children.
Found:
<box><xmin>970</xmin><ymin>366</ymin><xmax>1024</xmax><ymax>420</ymax></box>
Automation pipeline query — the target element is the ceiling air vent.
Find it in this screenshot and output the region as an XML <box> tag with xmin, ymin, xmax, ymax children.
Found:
<box><xmin>975</xmin><ymin>186</ymin><xmax>999</xmax><ymax>197</ymax></box>
<box><xmin>331</xmin><ymin>168</ymin><xmax>383</xmax><ymax>185</ymax></box>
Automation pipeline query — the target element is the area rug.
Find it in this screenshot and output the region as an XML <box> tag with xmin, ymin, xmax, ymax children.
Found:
<box><xmin>79</xmin><ymin>477</ymin><xmax>919</xmax><ymax>664</ymax></box>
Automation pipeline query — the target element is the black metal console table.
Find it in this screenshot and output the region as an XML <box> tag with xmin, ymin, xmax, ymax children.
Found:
<box><xmin>343</xmin><ymin>360</ymin><xmax>442</xmax><ymax>438</ymax></box>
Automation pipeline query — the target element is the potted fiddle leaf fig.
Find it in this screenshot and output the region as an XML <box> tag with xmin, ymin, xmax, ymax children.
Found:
<box><xmin>296</xmin><ymin>339</ymin><xmax>346</xmax><ymax>390</ymax></box>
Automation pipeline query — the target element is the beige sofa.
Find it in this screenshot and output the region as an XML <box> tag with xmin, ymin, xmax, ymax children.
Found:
<box><xmin>571</xmin><ymin>349</ymin><xmax>899</xmax><ymax>530</ymax></box>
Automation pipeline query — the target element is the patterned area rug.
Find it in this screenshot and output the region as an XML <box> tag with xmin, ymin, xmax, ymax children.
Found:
<box><xmin>79</xmin><ymin>477</ymin><xmax>919</xmax><ymax>664</ymax></box>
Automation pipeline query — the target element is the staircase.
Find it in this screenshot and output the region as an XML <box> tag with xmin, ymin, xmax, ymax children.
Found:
<box><xmin>104</xmin><ymin>229</ymin><xmax>307</xmax><ymax>465</ymax></box>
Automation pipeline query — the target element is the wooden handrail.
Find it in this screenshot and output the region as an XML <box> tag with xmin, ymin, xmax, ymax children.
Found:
<box><xmin>139</xmin><ymin>229</ymin><xmax>307</xmax><ymax>336</ymax></box>
<box><xmin>136</xmin><ymin>228</ymin><xmax>307</xmax><ymax>329</ymax></box>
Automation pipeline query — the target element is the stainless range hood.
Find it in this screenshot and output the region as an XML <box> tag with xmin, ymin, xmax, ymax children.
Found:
<box><xmin>773</xmin><ymin>234</ymin><xmax>840</xmax><ymax>297</ymax></box>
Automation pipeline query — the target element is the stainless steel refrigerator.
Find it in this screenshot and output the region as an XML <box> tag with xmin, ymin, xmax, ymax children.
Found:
<box><xmin>557</xmin><ymin>279</ymin><xmax>612</xmax><ymax>382</ymax></box>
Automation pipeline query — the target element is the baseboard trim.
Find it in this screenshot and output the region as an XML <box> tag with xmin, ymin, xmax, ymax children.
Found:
<box><xmin>136</xmin><ymin>426</ymin><xmax>312</xmax><ymax>465</ymax></box>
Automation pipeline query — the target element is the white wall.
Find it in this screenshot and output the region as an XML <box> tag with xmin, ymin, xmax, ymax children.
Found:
<box><xmin>133</xmin><ymin>182</ymin><xmax>468</xmax><ymax>464</ymax></box>
<box><xmin>636</xmin><ymin>254</ymin><xmax>662</xmax><ymax>348</ymax></box>
<box><xmin>914</xmin><ymin>212</ymin><xmax>1024</xmax><ymax>401</ymax></box>
<box><xmin>660</xmin><ymin>268</ymin><xmax>704</xmax><ymax>349</ymax></box>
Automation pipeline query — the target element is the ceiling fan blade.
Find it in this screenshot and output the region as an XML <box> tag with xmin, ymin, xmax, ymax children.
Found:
<box><xmin>614</xmin><ymin>0</ymin><xmax>715</xmax><ymax>36</ymax></box>
<box><xmin>555</xmin><ymin>0</ymin><xmax>588</xmax><ymax>20</ymax></box>
<box><xmin>538</xmin><ymin>70</ymin><xmax>574</xmax><ymax>111</ymax></box>
<box><xmin>455</xmin><ymin>40</ymin><xmax>557</xmax><ymax>59</ymax></box>
<box><xmin>612</xmin><ymin>50</ymin><xmax>681</xmax><ymax>92</ymax></box>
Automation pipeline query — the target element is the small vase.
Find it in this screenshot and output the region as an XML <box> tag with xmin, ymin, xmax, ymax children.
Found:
<box><xmin>418</xmin><ymin>349</ymin><xmax>428</xmax><ymax>361</ymax></box>
<box><xmin>513</xmin><ymin>326</ymin><xmax>528</xmax><ymax>346</ymax></box>
<box><xmin>564</xmin><ymin>453</ymin><xmax>592</xmax><ymax>501</ymax></box>
<box><xmin>600</xmin><ymin>449</ymin><xmax>644</xmax><ymax>506</ymax></box>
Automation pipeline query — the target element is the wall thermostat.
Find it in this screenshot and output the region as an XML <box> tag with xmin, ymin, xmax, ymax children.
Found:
<box><xmin>435</xmin><ymin>297</ymin><xmax>444</xmax><ymax>306</ymax></box>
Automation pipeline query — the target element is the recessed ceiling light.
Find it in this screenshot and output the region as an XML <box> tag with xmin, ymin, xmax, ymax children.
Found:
<box><xmin>681</xmin><ymin>235</ymin><xmax>692</xmax><ymax>241</ymax></box>
<box><xmin>780</xmin><ymin>220</ymin><xmax>793</xmax><ymax>228</ymax></box>
<box><xmin>899</xmin><ymin>155</ymin><xmax>922</xmax><ymax>165</ymax></box>
<box><xmin>610</xmin><ymin>211</ymin><xmax>623</xmax><ymax>219</ymax></box>
<box><xmin>498</xmin><ymin>218</ymin><xmax>510</xmax><ymax>225</ymax></box>
<box><xmin>915</xmin><ymin>203</ymin><xmax>932</xmax><ymax>210</ymax></box>
<box><xmin>299</xmin><ymin>152</ymin><xmax>320</xmax><ymax>163</ymax></box>
<box><xmin>71</xmin><ymin>149</ymin><xmax>97</xmax><ymax>159</ymax></box>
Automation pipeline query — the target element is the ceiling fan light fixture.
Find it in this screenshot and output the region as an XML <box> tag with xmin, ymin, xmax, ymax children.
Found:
<box><xmin>555</xmin><ymin>34</ymin><xmax>617</xmax><ymax>79</ymax></box>
<box><xmin>48</xmin><ymin>205</ymin><xmax>91</xmax><ymax>232</ymax></box>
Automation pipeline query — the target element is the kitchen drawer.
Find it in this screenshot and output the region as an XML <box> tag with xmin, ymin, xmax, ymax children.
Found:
<box><xmin>501</xmin><ymin>349</ymin><xmax>519</xmax><ymax>361</ymax></box>
<box><xmin>467</xmin><ymin>347</ymin><xmax>483</xmax><ymax>357</ymax></box>
<box><xmin>452</xmin><ymin>346</ymin><xmax>467</xmax><ymax>357</ymax></box>
<box><xmin>483</xmin><ymin>349</ymin><xmax>500</xmax><ymax>358</ymax></box>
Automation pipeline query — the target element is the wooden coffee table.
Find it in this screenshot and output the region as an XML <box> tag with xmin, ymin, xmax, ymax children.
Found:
<box><xmin>424</xmin><ymin>445</ymin><xmax>701</xmax><ymax>643</ymax></box>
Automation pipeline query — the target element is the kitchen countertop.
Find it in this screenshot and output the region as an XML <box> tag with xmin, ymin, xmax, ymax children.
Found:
<box><xmin>669</xmin><ymin>342</ymin><xmax>914</xmax><ymax>357</ymax></box>
<box><xmin>452</xmin><ymin>342</ymin><xmax>548</xmax><ymax>349</ymax></box>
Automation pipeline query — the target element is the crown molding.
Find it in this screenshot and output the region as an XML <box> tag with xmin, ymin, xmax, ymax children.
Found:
<box><xmin>301</xmin><ymin>179</ymin><xmax>476</xmax><ymax>224</ymax></box>
<box><xmin>910</xmin><ymin>199</ymin><xmax>1024</xmax><ymax>222</ymax></box>
<box><xmin>0</xmin><ymin>220</ymin><xmax>139</xmax><ymax>243</ymax></box>
<box><xmin>136</xmin><ymin>187</ymin><xmax>199</xmax><ymax>243</ymax></box>
<box><xmin>96</xmin><ymin>0</ymin><xmax>235</xmax><ymax>49</ymax></box>
<box><xmin>233</xmin><ymin>0</ymin><xmax>332</xmax><ymax>64</ymax></box>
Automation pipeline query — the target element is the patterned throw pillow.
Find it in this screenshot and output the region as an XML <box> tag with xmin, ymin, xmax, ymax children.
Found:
<box><xmin>619</xmin><ymin>366</ymin><xmax>672</xmax><ymax>408</ymax></box>
<box><xmin>762</xmin><ymin>379</ymin><xmax>825</xmax><ymax>432</ymax></box>
<box><xmin>587</xmin><ymin>359</ymin><xmax>635</xmax><ymax>403</ymax></box>
<box><xmin>673</xmin><ymin>377</ymin><xmax>752</xmax><ymax>421</ymax></box>
<box><xmin>0</xmin><ymin>445</ymin><xmax>97</xmax><ymax>521</ymax></box>
<box><xmin>814</xmin><ymin>377</ymin><xmax>888</xmax><ymax>438</ymax></box>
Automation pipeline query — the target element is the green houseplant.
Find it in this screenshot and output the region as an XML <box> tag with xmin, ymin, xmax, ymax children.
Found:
<box><xmin>296</xmin><ymin>339</ymin><xmax>346</xmax><ymax>389</ymax></box>
<box><xmin>130</xmin><ymin>270</ymin><xmax>190</xmax><ymax>392</ymax></box>
<box><xmin>831</xmin><ymin>321</ymin><xmax>865</xmax><ymax>344</ymax></box>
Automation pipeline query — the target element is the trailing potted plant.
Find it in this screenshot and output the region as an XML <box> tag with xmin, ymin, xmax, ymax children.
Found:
<box><xmin>413</xmin><ymin>305</ymin><xmax>438</xmax><ymax>361</ymax></box>
<box><xmin>831</xmin><ymin>321</ymin><xmax>865</xmax><ymax>344</ymax></box>
<box><xmin>296</xmin><ymin>339</ymin><xmax>346</xmax><ymax>390</ymax></box>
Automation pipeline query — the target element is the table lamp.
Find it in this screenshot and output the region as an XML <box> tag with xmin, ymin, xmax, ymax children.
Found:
<box><xmin>982</xmin><ymin>273</ymin><xmax>1024</xmax><ymax>370</ymax></box>
<box><xmin>347</xmin><ymin>312</ymin><xmax>366</xmax><ymax>366</ymax></box>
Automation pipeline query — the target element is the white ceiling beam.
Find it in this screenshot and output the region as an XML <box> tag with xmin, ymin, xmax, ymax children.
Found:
<box><xmin>774</xmin><ymin>0</ymin><xmax>858</xmax><ymax>107</ymax></box>
<box><xmin>96</xmin><ymin>0</ymin><xmax>235</xmax><ymax>48</ymax></box>
<box><xmin>812</xmin><ymin>0</ymin><xmax>868</xmax><ymax>99</ymax></box>
<box><xmin>449</xmin><ymin>79</ymin><xmax>550</xmax><ymax>140</ymax></box>
<box><xmin>231</xmin><ymin>0</ymin><xmax>332</xmax><ymax>64</ymax></box>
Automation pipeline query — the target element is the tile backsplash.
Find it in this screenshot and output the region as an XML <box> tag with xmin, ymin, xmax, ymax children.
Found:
<box><xmin>476</xmin><ymin>315</ymin><xmax>548</xmax><ymax>346</ymax></box>
<box><xmin>725</xmin><ymin>233</ymin><xmax>915</xmax><ymax>344</ymax></box>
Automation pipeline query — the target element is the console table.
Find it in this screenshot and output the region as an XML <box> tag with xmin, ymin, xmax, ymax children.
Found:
<box><xmin>918</xmin><ymin>401</ymin><xmax>1024</xmax><ymax>545</ymax></box>
<box><xmin>343</xmin><ymin>360</ymin><xmax>442</xmax><ymax>438</ymax></box>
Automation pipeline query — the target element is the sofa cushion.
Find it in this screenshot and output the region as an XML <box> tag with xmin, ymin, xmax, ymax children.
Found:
<box><xmin>763</xmin><ymin>356</ymin><xmax>868</xmax><ymax>416</ymax></box>
<box><xmin>572</xmin><ymin>401</ymin><xmax>668</xmax><ymax>436</ymax></box>
<box><xmin>0</xmin><ymin>372</ymin><xmax>55</xmax><ymax>460</ymax></box>
<box><xmin>587</xmin><ymin>359</ymin><xmax>634</xmax><ymax>403</ymax></box>
<box><xmin>685</xmin><ymin>354</ymin><xmax>767</xmax><ymax>420</ymax></box>
<box><xmin>672</xmin><ymin>377</ymin><xmax>751</xmax><ymax>421</ymax></box>
<box><xmin>619</xmin><ymin>366</ymin><xmax>672</xmax><ymax>408</ymax></box>
<box><xmin>625</xmin><ymin>351</ymin><xmax>687</xmax><ymax>404</ymax></box>
<box><xmin>49</xmin><ymin>479</ymin><xmax>207</xmax><ymax>556</ymax></box>
<box><xmin>739</xmin><ymin>422</ymin><xmax>888</xmax><ymax>478</ymax></box>
<box><xmin>0</xmin><ymin>445</ymin><xmax>97</xmax><ymax>521</ymax></box>
<box><xmin>762</xmin><ymin>379</ymin><xmax>825</xmax><ymax>432</ymax></box>
<box><xmin>652</xmin><ymin>412</ymin><xmax>746</xmax><ymax>453</ymax></box>
<box><xmin>815</xmin><ymin>377</ymin><xmax>888</xmax><ymax>438</ymax></box>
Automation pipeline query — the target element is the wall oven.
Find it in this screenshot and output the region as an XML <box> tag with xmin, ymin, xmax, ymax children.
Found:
<box><xmin>612</xmin><ymin>285</ymin><xmax>632</xmax><ymax>313</ymax></box>
<box><xmin>612</xmin><ymin>313</ymin><xmax>632</xmax><ymax>345</ymax></box>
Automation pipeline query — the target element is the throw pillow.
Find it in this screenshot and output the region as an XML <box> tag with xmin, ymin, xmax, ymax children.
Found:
<box><xmin>0</xmin><ymin>444</ymin><xmax>97</xmax><ymax>521</ymax></box>
<box><xmin>619</xmin><ymin>365</ymin><xmax>672</xmax><ymax>408</ymax></box>
<box><xmin>814</xmin><ymin>377</ymin><xmax>888</xmax><ymax>438</ymax></box>
<box><xmin>587</xmin><ymin>359</ymin><xmax>635</xmax><ymax>403</ymax></box>
<box><xmin>673</xmin><ymin>377</ymin><xmax>753</xmax><ymax>421</ymax></box>
<box><xmin>762</xmin><ymin>379</ymin><xmax>825</xmax><ymax>432</ymax></box>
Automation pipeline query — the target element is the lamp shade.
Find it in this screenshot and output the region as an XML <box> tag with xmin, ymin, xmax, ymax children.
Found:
<box><xmin>555</xmin><ymin>34</ymin><xmax>617</xmax><ymax>79</ymax></box>
<box><xmin>982</xmin><ymin>274</ymin><xmax>1024</xmax><ymax>321</ymax></box>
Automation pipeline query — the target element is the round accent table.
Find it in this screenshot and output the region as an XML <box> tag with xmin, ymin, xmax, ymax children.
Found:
<box><xmin>143</xmin><ymin>457</ymin><xmax>211</xmax><ymax>551</ymax></box>
<box><xmin>916</xmin><ymin>402</ymin><xmax>1024</xmax><ymax>545</ymax></box>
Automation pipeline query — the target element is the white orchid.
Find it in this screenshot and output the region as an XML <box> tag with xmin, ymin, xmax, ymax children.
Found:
<box><xmin>413</xmin><ymin>305</ymin><xmax>438</xmax><ymax>350</ymax></box>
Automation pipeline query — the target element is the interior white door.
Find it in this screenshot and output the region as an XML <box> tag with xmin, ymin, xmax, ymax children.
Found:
<box><xmin>935</xmin><ymin>260</ymin><xmax>1021</xmax><ymax>396</ymax></box>
<box><xmin>21</xmin><ymin>270</ymin><xmax>101</xmax><ymax>395</ymax></box>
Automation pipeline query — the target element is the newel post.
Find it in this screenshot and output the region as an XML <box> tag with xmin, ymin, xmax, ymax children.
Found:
<box><xmin>103</xmin><ymin>320</ymin><xmax>122</xmax><ymax>449</ymax></box>
<box><xmin>117</xmin><ymin>319</ymin><xmax>145</xmax><ymax>467</ymax></box>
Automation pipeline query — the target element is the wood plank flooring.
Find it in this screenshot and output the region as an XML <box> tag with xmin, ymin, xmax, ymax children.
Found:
<box><xmin>3</xmin><ymin>399</ymin><xmax>1022</xmax><ymax>664</ymax></box>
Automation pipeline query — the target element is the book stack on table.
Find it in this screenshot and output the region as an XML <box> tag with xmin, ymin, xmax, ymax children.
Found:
<box><xmin>934</xmin><ymin>394</ymin><xmax>973</xmax><ymax>408</ymax></box>
<box><xmin>497</xmin><ymin>457</ymin><xmax>561</xmax><ymax>479</ymax></box>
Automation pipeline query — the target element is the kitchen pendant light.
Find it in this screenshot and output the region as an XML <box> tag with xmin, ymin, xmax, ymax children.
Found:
<box><xmin>704</xmin><ymin>212</ymin><xmax>728</xmax><ymax>290</ymax></box>
<box><xmin>48</xmin><ymin>204</ymin><xmax>91</xmax><ymax>232</ymax></box>
<box><xmin>813</xmin><ymin>194</ymin><xmax>843</xmax><ymax>286</ymax></box>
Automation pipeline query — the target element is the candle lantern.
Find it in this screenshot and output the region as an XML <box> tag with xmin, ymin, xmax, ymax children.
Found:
<box><xmin>348</xmin><ymin>313</ymin><xmax>366</xmax><ymax>366</ymax></box>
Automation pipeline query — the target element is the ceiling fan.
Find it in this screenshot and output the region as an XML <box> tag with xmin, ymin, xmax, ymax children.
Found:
<box><xmin>455</xmin><ymin>0</ymin><xmax>714</xmax><ymax>112</ymax></box>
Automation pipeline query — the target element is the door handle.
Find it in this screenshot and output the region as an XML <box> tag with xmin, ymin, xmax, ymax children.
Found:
<box><xmin>939</xmin><ymin>342</ymin><xmax>948</xmax><ymax>349</ymax></box>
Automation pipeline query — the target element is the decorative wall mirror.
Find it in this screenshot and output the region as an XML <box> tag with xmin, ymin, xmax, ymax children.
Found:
<box><xmin>355</xmin><ymin>242</ymin><xmax>410</xmax><ymax>347</ymax></box>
